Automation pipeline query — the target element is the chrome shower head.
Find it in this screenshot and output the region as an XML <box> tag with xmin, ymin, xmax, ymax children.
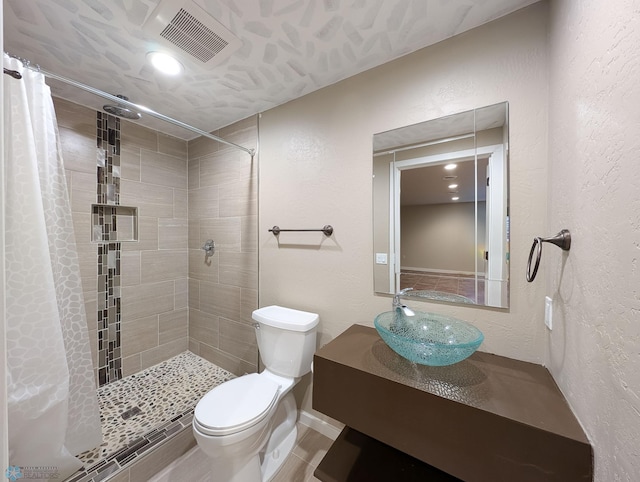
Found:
<box><xmin>103</xmin><ymin>95</ymin><xmax>141</xmax><ymax>120</ymax></box>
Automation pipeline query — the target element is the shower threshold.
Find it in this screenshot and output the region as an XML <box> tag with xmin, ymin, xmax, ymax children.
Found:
<box><xmin>65</xmin><ymin>351</ymin><xmax>234</xmax><ymax>482</ymax></box>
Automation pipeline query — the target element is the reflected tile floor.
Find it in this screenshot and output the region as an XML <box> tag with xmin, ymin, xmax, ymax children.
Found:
<box><xmin>400</xmin><ymin>270</ymin><xmax>485</xmax><ymax>305</ymax></box>
<box><xmin>66</xmin><ymin>352</ymin><xmax>234</xmax><ymax>482</ymax></box>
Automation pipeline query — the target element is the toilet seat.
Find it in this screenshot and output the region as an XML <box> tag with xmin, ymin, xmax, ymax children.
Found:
<box><xmin>194</xmin><ymin>374</ymin><xmax>280</xmax><ymax>437</ymax></box>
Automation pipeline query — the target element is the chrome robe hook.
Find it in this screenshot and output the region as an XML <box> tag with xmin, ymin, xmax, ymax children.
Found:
<box><xmin>526</xmin><ymin>229</ymin><xmax>571</xmax><ymax>282</ymax></box>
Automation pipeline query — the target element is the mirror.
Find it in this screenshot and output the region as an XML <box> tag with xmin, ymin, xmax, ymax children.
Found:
<box><xmin>373</xmin><ymin>102</ymin><xmax>509</xmax><ymax>308</ymax></box>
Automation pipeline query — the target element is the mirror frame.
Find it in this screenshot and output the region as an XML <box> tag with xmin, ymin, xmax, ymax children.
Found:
<box><xmin>372</xmin><ymin>102</ymin><xmax>510</xmax><ymax>308</ymax></box>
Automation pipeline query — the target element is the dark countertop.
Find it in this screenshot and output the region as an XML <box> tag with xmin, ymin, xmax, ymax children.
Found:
<box><xmin>313</xmin><ymin>324</ymin><xmax>592</xmax><ymax>482</ymax></box>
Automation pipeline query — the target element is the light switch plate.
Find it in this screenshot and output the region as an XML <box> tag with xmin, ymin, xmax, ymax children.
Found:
<box><xmin>375</xmin><ymin>253</ymin><xmax>388</xmax><ymax>265</ymax></box>
<box><xmin>545</xmin><ymin>296</ymin><xmax>553</xmax><ymax>330</ymax></box>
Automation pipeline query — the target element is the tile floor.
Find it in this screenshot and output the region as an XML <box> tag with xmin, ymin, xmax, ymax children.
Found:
<box><xmin>149</xmin><ymin>422</ymin><xmax>333</xmax><ymax>482</ymax></box>
<box><xmin>66</xmin><ymin>352</ymin><xmax>235</xmax><ymax>481</ymax></box>
<box><xmin>65</xmin><ymin>350</ymin><xmax>333</xmax><ymax>482</ymax></box>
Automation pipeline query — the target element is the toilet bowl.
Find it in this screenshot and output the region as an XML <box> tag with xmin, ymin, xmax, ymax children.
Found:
<box><xmin>193</xmin><ymin>306</ymin><xmax>319</xmax><ymax>482</ymax></box>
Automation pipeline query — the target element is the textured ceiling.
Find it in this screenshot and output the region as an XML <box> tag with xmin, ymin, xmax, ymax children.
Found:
<box><xmin>4</xmin><ymin>0</ymin><xmax>536</xmax><ymax>139</ymax></box>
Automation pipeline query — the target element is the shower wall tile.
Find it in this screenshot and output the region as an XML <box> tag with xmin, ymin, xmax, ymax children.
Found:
<box><xmin>58</xmin><ymin>126</ymin><xmax>96</xmax><ymax>174</ymax></box>
<box><xmin>219</xmin><ymin>252</ymin><xmax>258</xmax><ymax>290</ymax></box>
<box><xmin>122</xmin><ymin>354</ymin><xmax>142</xmax><ymax>378</ymax></box>
<box><xmin>70</xmin><ymin>170</ymin><xmax>97</xmax><ymax>213</ymax></box>
<box><xmin>121</xmin><ymin>252</ymin><xmax>141</xmax><ymax>286</ymax></box>
<box><xmin>188</xmin><ymin>186</ymin><xmax>220</xmax><ymax>220</ymax></box>
<box><xmin>219</xmin><ymin>317</ymin><xmax>259</xmax><ymax>366</ymax></box>
<box><xmin>241</xmin><ymin>215</ymin><xmax>258</xmax><ymax>252</ymax></box>
<box><xmin>188</xmin><ymin>160</ymin><xmax>200</xmax><ymax>190</ymax></box>
<box><xmin>188</xmin><ymin>220</ymin><xmax>201</xmax><ymax>250</ymax></box>
<box><xmin>120</xmin><ymin>147</ymin><xmax>141</xmax><ymax>181</ymax></box>
<box><xmin>121</xmin><ymin>281</ymin><xmax>175</xmax><ymax>320</ymax></box>
<box><xmin>121</xmin><ymin>315</ymin><xmax>159</xmax><ymax>358</ymax></box>
<box><xmin>56</xmin><ymin>98</ymin><xmax>190</xmax><ymax>382</ymax></box>
<box><xmin>188</xmin><ymin>279</ymin><xmax>200</xmax><ymax>311</ymax></box>
<box><xmin>174</xmin><ymin>189</ymin><xmax>188</xmax><ymax>219</ymax></box>
<box><xmin>120</xmin><ymin>180</ymin><xmax>174</xmax><ymax>218</ymax></box>
<box><xmin>199</xmin><ymin>343</ymin><xmax>256</xmax><ymax>376</ymax></box>
<box><xmin>240</xmin><ymin>288</ymin><xmax>258</xmax><ymax>325</ymax></box>
<box><xmin>188</xmin><ymin>250</ymin><xmax>219</xmax><ymax>283</ymax></box>
<box><xmin>187</xmin><ymin>134</ymin><xmax>220</xmax><ymax>160</ymax></box>
<box><xmin>199</xmin><ymin>282</ymin><xmax>241</xmax><ymax>321</ymax></box>
<box><xmin>188</xmin><ymin>116</ymin><xmax>258</xmax><ymax>374</ymax></box>
<box><xmin>159</xmin><ymin>309</ymin><xmax>189</xmax><ymax>345</ymax></box>
<box><xmin>53</xmin><ymin>97</ymin><xmax>96</xmax><ymax>136</ymax></box>
<box><xmin>219</xmin><ymin>116</ymin><xmax>258</xmax><ymax>141</ymax></box>
<box><xmin>121</xmin><ymin>122</ymin><xmax>158</xmax><ymax>152</ymax></box>
<box><xmin>122</xmin><ymin>216</ymin><xmax>158</xmax><ymax>252</ymax></box>
<box><xmin>72</xmin><ymin>212</ymin><xmax>93</xmax><ymax>244</ymax></box>
<box><xmin>219</xmin><ymin>178</ymin><xmax>257</xmax><ymax>217</ymax></box>
<box><xmin>199</xmin><ymin>150</ymin><xmax>252</xmax><ymax>187</ymax></box>
<box><xmin>159</xmin><ymin>219</ymin><xmax>189</xmax><ymax>249</ymax></box>
<box><xmin>158</xmin><ymin>133</ymin><xmax>188</xmax><ymax>159</ymax></box>
<box><xmin>188</xmin><ymin>339</ymin><xmax>200</xmax><ymax>355</ymax></box>
<box><xmin>141</xmin><ymin>250</ymin><xmax>188</xmax><ymax>283</ymax></box>
<box><xmin>189</xmin><ymin>309</ymin><xmax>219</xmax><ymax>347</ymax></box>
<box><xmin>199</xmin><ymin>218</ymin><xmax>241</xmax><ymax>252</ymax></box>
<box><xmin>175</xmin><ymin>279</ymin><xmax>189</xmax><ymax>310</ymax></box>
<box><xmin>141</xmin><ymin>150</ymin><xmax>188</xmax><ymax>189</ymax></box>
<box><xmin>140</xmin><ymin>337</ymin><xmax>188</xmax><ymax>370</ymax></box>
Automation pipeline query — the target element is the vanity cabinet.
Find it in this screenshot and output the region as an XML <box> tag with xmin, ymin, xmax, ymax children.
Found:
<box><xmin>312</xmin><ymin>324</ymin><xmax>592</xmax><ymax>482</ymax></box>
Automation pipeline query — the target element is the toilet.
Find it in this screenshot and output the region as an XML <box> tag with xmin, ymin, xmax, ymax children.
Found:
<box><xmin>193</xmin><ymin>305</ymin><xmax>319</xmax><ymax>482</ymax></box>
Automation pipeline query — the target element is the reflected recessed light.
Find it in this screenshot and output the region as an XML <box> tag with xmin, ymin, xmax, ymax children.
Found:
<box><xmin>451</xmin><ymin>196</ymin><xmax>460</xmax><ymax>201</ymax></box>
<box><xmin>444</xmin><ymin>163</ymin><xmax>457</xmax><ymax>170</ymax></box>
<box><xmin>147</xmin><ymin>51</ymin><xmax>184</xmax><ymax>76</ymax></box>
<box><xmin>448</xmin><ymin>184</ymin><xmax>458</xmax><ymax>189</ymax></box>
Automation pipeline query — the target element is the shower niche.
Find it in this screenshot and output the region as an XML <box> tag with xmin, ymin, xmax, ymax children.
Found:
<box><xmin>91</xmin><ymin>204</ymin><xmax>138</xmax><ymax>243</ymax></box>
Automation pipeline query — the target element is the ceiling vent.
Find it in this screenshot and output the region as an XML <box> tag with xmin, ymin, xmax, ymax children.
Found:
<box><xmin>143</xmin><ymin>0</ymin><xmax>242</xmax><ymax>69</ymax></box>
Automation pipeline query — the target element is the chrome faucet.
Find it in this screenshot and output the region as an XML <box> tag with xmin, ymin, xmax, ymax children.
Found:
<box><xmin>393</xmin><ymin>288</ymin><xmax>415</xmax><ymax>316</ymax></box>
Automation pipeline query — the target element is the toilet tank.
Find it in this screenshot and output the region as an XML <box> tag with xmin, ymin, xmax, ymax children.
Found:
<box><xmin>252</xmin><ymin>306</ymin><xmax>319</xmax><ymax>378</ymax></box>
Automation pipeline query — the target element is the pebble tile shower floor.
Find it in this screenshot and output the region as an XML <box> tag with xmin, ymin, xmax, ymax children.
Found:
<box><xmin>66</xmin><ymin>352</ymin><xmax>234</xmax><ymax>482</ymax></box>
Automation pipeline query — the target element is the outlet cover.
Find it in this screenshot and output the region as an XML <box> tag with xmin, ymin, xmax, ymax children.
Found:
<box><xmin>544</xmin><ymin>296</ymin><xmax>553</xmax><ymax>330</ymax></box>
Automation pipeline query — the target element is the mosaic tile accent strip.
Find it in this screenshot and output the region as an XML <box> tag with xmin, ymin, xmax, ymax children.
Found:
<box><xmin>66</xmin><ymin>351</ymin><xmax>235</xmax><ymax>482</ymax></box>
<box><xmin>96</xmin><ymin>111</ymin><xmax>122</xmax><ymax>387</ymax></box>
<box><xmin>96</xmin><ymin>242</ymin><xmax>122</xmax><ymax>386</ymax></box>
<box><xmin>96</xmin><ymin>112</ymin><xmax>120</xmax><ymax>205</ymax></box>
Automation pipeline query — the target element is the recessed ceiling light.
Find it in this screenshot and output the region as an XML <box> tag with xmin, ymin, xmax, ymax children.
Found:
<box><xmin>444</xmin><ymin>163</ymin><xmax>457</xmax><ymax>170</ymax></box>
<box><xmin>147</xmin><ymin>51</ymin><xmax>184</xmax><ymax>76</ymax></box>
<box><xmin>451</xmin><ymin>196</ymin><xmax>460</xmax><ymax>201</ymax></box>
<box><xmin>448</xmin><ymin>184</ymin><xmax>458</xmax><ymax>189</ymax></box>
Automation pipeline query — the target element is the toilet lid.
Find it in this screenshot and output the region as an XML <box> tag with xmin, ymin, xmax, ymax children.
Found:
<box><xmin>195</xmin><ymin>374</ymin><xmax>280</xmax><ymax>436</ymax></box>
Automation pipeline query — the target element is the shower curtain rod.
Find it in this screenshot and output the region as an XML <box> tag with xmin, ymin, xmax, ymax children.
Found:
<box><xmin>7</xmin><ymin>56</ymin><xmax>255</xmax><ymax>156</ymax></box>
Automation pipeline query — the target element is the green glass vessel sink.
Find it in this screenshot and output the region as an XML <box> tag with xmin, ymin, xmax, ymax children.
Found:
<box><xmin>374</xmin><ymin>310</ymin><xmax>484</xmax><ymax>366</ymax></box>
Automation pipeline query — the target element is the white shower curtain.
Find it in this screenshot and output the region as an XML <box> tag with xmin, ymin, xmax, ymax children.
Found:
<box><xmin>3</xmin><ymin>54</ymin><xmax>102</xmax><ymax>480</ymax></box>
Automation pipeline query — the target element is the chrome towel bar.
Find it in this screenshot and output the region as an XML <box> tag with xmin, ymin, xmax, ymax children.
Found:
<box><xmin>526</xmin><ymin>229</ymin><xmax>571</xmax><ymax>282</ymax></box>
<box><xmin>269</xmin><ymin>225</ymin><xmax>334</xmax><ymax>237</ymax></box>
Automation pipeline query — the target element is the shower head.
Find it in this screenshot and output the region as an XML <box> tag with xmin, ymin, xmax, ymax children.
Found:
<box><xmin>103</xmin><ymin>95</ymin><xmax>142</xmax><ymax>120</ymax></box>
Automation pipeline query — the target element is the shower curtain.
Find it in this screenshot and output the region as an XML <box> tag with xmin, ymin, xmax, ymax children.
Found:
<box><xmin>3</xmin><ymin>54</ymin><xmax>102</xmax><ymax>480</ymax></box>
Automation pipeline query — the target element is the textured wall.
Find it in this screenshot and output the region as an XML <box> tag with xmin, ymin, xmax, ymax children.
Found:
<box><xmin>187</xmin><ymin>117</ymin><xmax>259</xmax><ymax>376</ymax></box>
<box><xmin>55</xmin><ymin>98</ymin><xmax>189</xmax><ymax>383</ymax></box>
<box><xmin>259</xmin><ymin>3</ymin><xmax>549</xmax><ymax>362</ymax></box>
<box><xmin>547</xmin><ymin>0</ymin><xmax>640</xmax><ymax>479</ymax></box>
